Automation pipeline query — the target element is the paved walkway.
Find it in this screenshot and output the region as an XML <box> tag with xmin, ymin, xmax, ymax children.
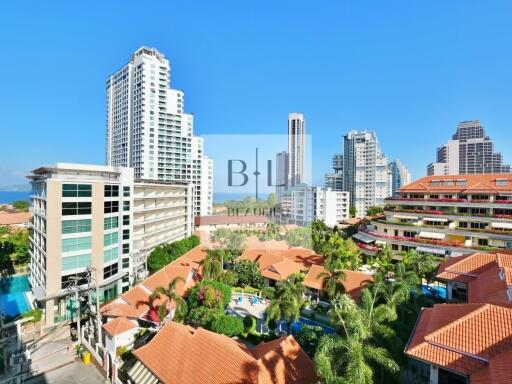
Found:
<box><xmin>26</xmin><ymin>360</ymin><xmax>106</xmax><ymax>384</ymax></box>
<box><xmin>227</xmin><ymin>293</ymin><xmax>270</xmax><ymax>333</ymax></box>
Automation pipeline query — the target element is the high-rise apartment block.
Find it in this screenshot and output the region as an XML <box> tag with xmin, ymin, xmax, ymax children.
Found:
<box><xmin>28</xmin><ymin>163</ymin><xmax>193</xmax><ymax>326</ymax></box>
<box><xmin>105</xmin><ymin>46</ymin><xmax>212</xmax><ymax>217</ymax></box>
<box><xmin>275</xmin><ymin>151</ymin><xmax>288</xmax><ymax>199</ymax></box>
<box><xmin>287</xmin><ymin>113</ymin><xmax>306</xmax><ymax>188</ymax></box>
<box><xmin>343</xmin><ymin>131</ymin><xmax>392</xmax><ymax>217</ymax></box>
<box><xmin>324</xmin><ymin>154</ymin><xmax>343</xmax><ymax>191</ymax></box>
<box><xmin>427</xmin><ymin>120</ymin><xmax>510</xmax><ymax>176</ymax></box>
<box><xmin>391</xmin><ymin>159</ymin><xmax>411</xmax><ymax>196</ymax></box>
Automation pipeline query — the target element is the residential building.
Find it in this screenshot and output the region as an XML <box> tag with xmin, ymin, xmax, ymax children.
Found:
<box><xmin>280</xmin><ymin>184</ymin><xmax>350</xmax><ymax>227</ymax></box>
<box><xmin>343</xmin><ymin>130</ymin><xmax>391</xmax><ymax>217</ymax></box>
<box><xmin>275</xmin><ymin>150</ymin><xmax>288</xmax><ymax>199</ymax></box>
<box><xmin>390</xmin><ymin>159</ymin><xmax>411</xmax><ymax>196</ymax></box>
<box><xmin>194</xmin><ymin>215</ymin><xmax>269</xmax><ymax>235</ymax></box>
<box><xmin>287</xmin><ymin>113</ymin><xmax>305</xmax><ymax>188</ymax></box>
<box><xmin>355</xmin><ymin>174</ymin><xmax>512</xmax><ymax>258</ymax></box>
<box><xmin>105</xmin><ymin>46</ymin><xmax>213</xmax><ymax>217</ymax></box>
<box><xmin>324</xmin><ymin>154</ymin><xmax>343</xmax><ymax>191</ymax></box>
<box><xmin>0</xmin><ymin>211</ymin><xmax>31</xmax><ymax>228</ymax></box>
<box><xmin>127</xmin><ymin>321</ymin><xmax>317</xmax><ymax>384</ymax></box>
<box><xmin>404</xmin><ymin>252</ymin><xmax>512</xmax><ymax>384</ymax></box>
<box><xmin>27</xmin><ymin>163</ymin><xmax>193</xmax><ymax>326</ymax></box>
<box><xmin>427</xmin><ymin>120</ymin><xmax>510</xmax><ymax>176</ymax></box>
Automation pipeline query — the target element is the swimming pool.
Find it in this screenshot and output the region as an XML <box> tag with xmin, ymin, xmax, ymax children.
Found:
<box><xmin>421</xmin><ymin>284</ymin><xmax>447</xmax><ymax>300</ymax></box>
<box><xmin>286</xmin><ymin>317</ymin><xmax>336</xmax><ymax>335</ymax></box>
<box><xmin>0</xmin><ymin>275</ymin><xmax>32</xmax><ymax>317</ymax></box>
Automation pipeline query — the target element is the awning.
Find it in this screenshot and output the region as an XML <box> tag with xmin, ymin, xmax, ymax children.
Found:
<box><xmin>450</xmin><ymin>251</ymin><xmax>465</xmax><ymax>258</ymax></box>
<box><xmin>127</xmin><ymin>361</ymin><xmax>159</xmax><ymax>384</ymax></box>
<box><xmin>393</xmin><ymin>214</ymin><xmax>418</xmax><ymax>220</ymax></box>
<box><xmin>375</xmin><ymin>240</ymin><xmax>387</xmax><ymax>245</ymax></box>
<box><xmin>423</xmin><ymin>217</ymin><xmax>448</xmax><ymax>223</ymax></box>
<box><xmin>416</xmin><ymin>246</ymin><xmax>446</xmax><ymax>255</ymax></box>
<box><xmin>419</xmin><ymin>231</ymin><xmax>446</xmax><ymax>240</ymax></box>
<box><xmin>491</xmin><ymin>222</ymin><xmax>512</xmax><ymax>230</ymax></box>
<box><xmin>353</xmin><ymin>232</ymin><xmax>376</xmax><ymax>244</ymax></box>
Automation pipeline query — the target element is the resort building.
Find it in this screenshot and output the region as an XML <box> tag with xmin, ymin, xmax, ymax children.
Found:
<box><xmin>27</xmin><ymin>163</ymin><xmax>193</xmax><ymax>326</ymax></box>
<box><xmin>105</xmin><ymin>46</ymin><xmax>213</xmax><ymax>217</ymax></box>
<box><xmin>127</xmin><ymin>321</ymin><xmax>317</xmax><ymax>384</ymax></box>
<box><xmin>427</xmin><ymin>120</ymin><xmax>511</xmax><ymax>176</ymax></box>
<box><xmin>194</xmin><ymin>215</ymin><xmax>269</xmax><ymax>235</ymax></box>
<box><xmin>356</xmin><ymin>174</ymin><xmax>512</xmax><ymax>258</ymax></box>
<box><xmin>280</xmin><ymin>185</ymin><xmax>350</xmax><ymax>227</ymax></box>
<box><xmin>404</xmin><ymin>252</ymin><xmax>512</xmax><ymax>384</ymax></box>
<box><xmin>342</xmin><ymin>130</ymin><xmax>392</xmax><ymax>217</ymax></box>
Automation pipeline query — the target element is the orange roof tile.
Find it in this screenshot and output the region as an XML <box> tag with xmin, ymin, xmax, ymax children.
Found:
<box><xmin>0</xmin><ymin>211</ymin><xmax>31</xmax><ymax>225</ymax></box>
<box><xmin>132</xmin><ymin>322</ymin><xmax>317</xmax><ymax>384</ymax></box>
<box><xmin>102</xmin><ymin>316</ymin><xmax>136</xmax><ymax>337</ymax></box>
<box><xmin>406</xmin><ymin>304</ymin><xmax>512</xmax><ymax>380</ymax></box>
<box><xmin>143</xmin><ymin>265</ymin><xmax>193</xmax><ymax>296</ymax></box>
<box><xmin>437</xmin><ymin>253</ymin><xmax>497</xmax><ymax>283</ymax></box>
<box><xmin>399</xmin><ymin>174</ymin><xmax>512</xmax><ymax>194</ymax></box>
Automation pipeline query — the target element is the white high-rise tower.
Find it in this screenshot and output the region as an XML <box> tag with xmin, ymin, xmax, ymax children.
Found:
<box><xmin>105</xmin><ymin>47</ymin><xmax>212</xmax><ymax>216</ymax></box>
<box><xmin>287</xmin><ymin>113</ymin><xmax>305</xmax><ymax>188</ymax></box>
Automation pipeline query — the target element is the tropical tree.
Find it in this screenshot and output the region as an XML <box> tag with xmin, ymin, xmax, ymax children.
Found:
<box><xmin>203</xmin><ymin>249</ymin><xmax>224</xmax><ymax>280</ymax></box>
<box><xmin>402</xmin><ymin>249</ymin><xmax>437</xmax><ymax>280</ymax></box>
<box><xmin>265</xmin><ymin>273</ymin><xmax>306</xmax><ymax>334</ymax></box>
<box><xmin>318</xmin><ymin>267</ymin><xmax>346</xmax><ymax>300</ymax></box>
<box><xmin>315</xmin><ymin>294</ymin><xmax>399</xmax><ymax>384</ymax></box>
<box><xmin>373</xmin><ymin>244</ymin><xmax>394</xmax><ymax>277</ymax></box>
<box><xmin>151</xmin><ymin>276</ymin><xmax>187</xmax><ymax>323</ymax></box>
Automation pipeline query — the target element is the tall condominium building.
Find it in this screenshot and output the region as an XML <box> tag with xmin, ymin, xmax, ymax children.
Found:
<box><xmin>28</xmin><ymin>163</ymin><xmax>193</xmax><ymax>326</ymax></box>
<box><xmin>355</xmin><ymin>174</ymin><xmax>512</xmax><ymax>258</ymax></box>
<box><xmin>343</xmin><ymin>130</ymin><xmax>391</xmax><ymax>217</ymax></box>
<box><xmin>280</xmin><ymin>184</ymin><xmax>349</xmax><ymax>227</ymax></box>
<box><xmin>275</xmin><ymin>151</ymin><xmax>288</xmax><ymax>199</ymax></box>
<box><xmin>391</xmin><ymin>159</ymin><xmax>411</xmax><ymax>196</ymax></box>
<box><xmin>324</xmin><ymin>154</ymin><xmax>343</xmax><ymax>191</ymax></box>
<box><xmin>427</xmin><ymin>120</ymin><xmax>510</xmax><ymax>176</ymax></box>
<box><xmin>287</xmin><ymin>113</ymin><xmax>305</xmax><ymax>188</ymax></box>
<box><xmin>105</xmin><ymin>46</ymin><xmax>212</xmax><ymax>217</ymax></box>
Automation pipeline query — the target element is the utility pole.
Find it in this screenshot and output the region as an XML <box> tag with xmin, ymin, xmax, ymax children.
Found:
<box><xmin>75</xmin><ymin>288</ymin><xmax>81</xmax><ymax>345</ymax></box>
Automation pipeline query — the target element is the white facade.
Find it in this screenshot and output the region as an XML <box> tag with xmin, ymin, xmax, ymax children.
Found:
<box><xmin>105</xmin><ymin>46</ymin><xmax>213</xmax><ymax>217</ymax></box>
<box><xmin>287</xmin><ymin>113</ymin><xmax>305</xmax><ymax>188</ymax></box>
<box><xmin>391</xmin><ymin>159</ymin><xmax>411</xmax><ymax>196</ymax></box>
<box><xmin>275</xmin><ymin>151</ymin><xmax>288</xmax><ymax>200</ymax></box>
<box><xmin>281</xmin><ymin>184</ymin><xmax>349</xmax><ymax>227</ymax></box>
<box><xmin>343</xmin><ymin>130</ymin><xmax>391</xmax><ymax>217</ymax></box>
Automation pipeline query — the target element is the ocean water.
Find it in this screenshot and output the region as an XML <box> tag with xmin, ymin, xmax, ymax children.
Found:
<box><xmin>0</xmin><ymin>191</ymin><xmax>31</xmax><ymax>204</ymax></box>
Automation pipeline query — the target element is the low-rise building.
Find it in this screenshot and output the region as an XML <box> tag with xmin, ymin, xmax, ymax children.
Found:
<box><xmin>194</xmin><ymin>215</ymin><xmax>269</xmax><ymax>234</ymax></box>
<box><xmin>0</xmin><ymin>211</ymin><xmax>31</xmax><ymax>228</ymax></box>
<box><xmin>280</xmin><ymin>184</ymin><xmax>349</xmax><ymax>227</ymax></box>
<box><xmin>27</xmin><ymin>163</ymin><xmax>193</xmax><ymax>327</ymax></box>
<box><xmin>357</xmin><ymin>174</ymin><xmax>512</xmax><ymax>258</ymax></box>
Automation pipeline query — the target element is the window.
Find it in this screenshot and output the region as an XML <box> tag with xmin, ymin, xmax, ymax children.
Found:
<box><xmin>104</xmin><ymin>216</ymin><xmax>119</xmax><ymax>230</ymax></box>
<box><xmin>62</xmin><ymin>184</ymin><xmax>92</xmax><ymax>197</ymax></box>
<box><xmin>103</xmin><ymin>284</ymin><xmax>118</xmax><ymax>302</ymax></box>
<box><xmin>104</xmin><ymin>232</ymin><xmax>119</xmax><ymax>247</ymax></box>
<box><xmin>61</xmin><ymin>253</ymin><xmax>91</xmax><ymax>271</ymax></box>
<box><xmin>104</xmin><ymin>201</ymin><xmax>119</xmax><ymax>214</ymax></box>
<box><xmin>122</xmin><ymin>275</ymin><xmax>129</xmax><ymax>284</ymax></box>
<box><xmin>104</xmin><ymin>185</ymin><xmax>119</xmax><ymax>197</ymax></box>
<box><xmin>123</xmin><ymin>215</ymin><xmax>130</xmax><ymax>225</ymax></box>
<box><xmin>123</xmin><ymin>243</ymin><xmax>130</xmax><ymax>254</ymax></box>
<box><xmin>62</xmin><ymin>219</ymin><xmax>91</xmax><ymax>234</ymax></box>
<box><xmin>104</xmin><ymin>247</ymin><xmax>118</xmax><ymax>263</ymax></box>
<box><xmin>104</xmin><ymin>263</ymin><xmax>118</xmax><ymax>279</ymax></box>
<box><xmin>496</xmin><ymin>179</ymin><xmax>509</xmax><ymax>186</ymax></box>
<box><xmin>62</xmin><ymin>202</ymin><xmax>91</xmax><ymax>216</ymax></box>
<box><xmin>123</xmin><ymin>186</ymin><xmax>130</xmax><ymax>197</ymax></box>
<box><xmin>123</xmin><ymin>201</ymin><xmax>130</xmax><ymax>211</ymax></box>
<box><xmin>122</xmin><ymin>258</ymin><xmax>130</xmax><ymax>269</ymax></box>
<box><xmin>62</xmin><ymin>236</ymin><xmax>91</xmax><ymax>252</ymax></box>
<box><xmin>123</xmin><ymin>229</ymin><xmax>130</xmax><ymax>240</ymax></box>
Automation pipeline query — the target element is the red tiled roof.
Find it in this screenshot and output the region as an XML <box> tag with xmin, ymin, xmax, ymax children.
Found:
<box><xmin>132</xmin><ymin>322</ymin><xmax>317</xmax><ymax>384</ymax></box>
<box><xmin>406</xmin><ymin>304</ymin><xmax>512</xmax><ymax>381</ymax></box>
<box><xmin>399</xmin><ymin>174</ymin><xmax>512</xmax><ymax>194</ymax></box>
<box><xmin>239</xmin><ymin>249</ymin><xmax>311</xmax><ymax>282</ymax></box>
<box><xmin>102</xmin><ymin>316</ymin><xmax>136</xmax><ymax>337</ymax></box>
<box><xmin>0</xmin><ymin>212</ymin><xmax>31</xmax><ymax>225</ymax></box>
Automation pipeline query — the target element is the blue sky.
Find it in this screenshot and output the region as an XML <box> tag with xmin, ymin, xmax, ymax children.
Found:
<box><xmin>1</xmin><ymin>1</ymin><xmax>511</xmax><ymax>187</ymax></box>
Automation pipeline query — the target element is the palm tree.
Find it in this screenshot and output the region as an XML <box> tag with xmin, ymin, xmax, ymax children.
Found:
<box><xmin>386</xmin><ymin>262</ymin><xmax>420</xmax><ymax>306</ymax></box>
<box><xmin>265</xmin><ymin>273</ymin><xmax>306</xmax><ymax>334</ymax></box>
<box><xmin>374</xmin><ymin>244</ymin><xmax>394</xmax><ymax>277</ymax></box>
<box><xmin>315</xmin><ymin>294</ymin><xmax>399</xmax><ymax>384</ymax></box>
<box><xmin>402</xmin><ymin>249</ymin><xmax>437</xmax><ymax>280</ymax></box>
<box><xmin>203</xmin><ymin>249</ymin><xmax>223</xmax><ymax>280</ymax></box>
<box><xmin>318</xmin><ymin>267</ymin><xmax>346</xmax><ymax>300</ymax></box>
<box><xmin>151</xmin><ymin>276</ymin><xmax>187</xmax><ymax>323</ymax></box>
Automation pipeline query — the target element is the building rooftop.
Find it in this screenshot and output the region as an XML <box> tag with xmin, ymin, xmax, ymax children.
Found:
<box><xmin>0</xmin><ymin>211</ymin><xmax>31</xmax><ymax>226</ymax></box>
<box><xmin>398</xmin><ymin>174</ymin><xmax>512</xmax><ymax>194</ymax></box>
<box><xmin>129</xmin><ymin>321</ymin><xmax>317</xmax><ymax>384</ymax></box>
<box><xmin>102</xmin><ymin>316</ymin><xmax>136</xmax><ymax>337</ymax></box>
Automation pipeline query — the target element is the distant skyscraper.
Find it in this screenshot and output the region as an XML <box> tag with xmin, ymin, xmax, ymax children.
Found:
<box><xmin>343</xmin><ymin>130</ymin><xmax>391</xmax><ymax>217</ymax></box>
<box><xmin>325</xmin><ymin>154</ymin><xmax>343</xmax><ymax>191</ymax></box>
<box><xmin>287</xmin><ymin>113</ymin><xmax>305</xmax><ymax>187</ymax></box>
<box><xmin>275</xmin><ymin>151</ymin><xmax>288</xmax><ymax>199</ymax></box>
<box><xmin>105</xmin><ymin>47</ymin><xmax>212</xmax><ymax>216</ymax></box>
<box><xmin>427</xmin><ymin>120</ymin><xmax>510</xmax><ymax>176</ymax></box>
<box><xmin>391</xmin><ymin>160</ymin><xmax>411</xmax><ymax>196</ymax></box>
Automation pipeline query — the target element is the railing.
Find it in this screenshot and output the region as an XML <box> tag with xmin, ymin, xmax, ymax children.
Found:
<box><xmin>387</xmin><ymin>197</ymin><xmax>512</xmax><ymax>205</ymax></box>
<box><xmin>384</xmin><ymin>208</ymin><xmax>512</xmax><ymax>219</ymax></box>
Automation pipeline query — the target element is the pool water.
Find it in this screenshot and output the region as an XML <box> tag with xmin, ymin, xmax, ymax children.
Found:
<box><xmin>285</xmin><ymin>317</ymin><xmax>336</xmax><ymax>335</ymax></box>
<box><xmin>0</xmin><ymin>275</ymin><xmax>32</xmax><ymax>317</ymax></box>
<box><xmin>421</xmin><ymin>284</ymin><xmax>447</xmax><ymax>299</ymax></box>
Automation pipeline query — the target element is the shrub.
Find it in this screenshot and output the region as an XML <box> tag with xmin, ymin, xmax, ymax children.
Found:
<box><xmin>295</xmin><ymin>325</ymin><xmax>324</xmax><ymax>357</ymax></box>
<box><xmin>187</xmin><ymin>280</ymin><xmax>232</xmax><ymax>310</ymax></box>
<box><xmin>219</xmin><ymin>270</ymin><xmax>238</xmax><ymax>286</ymax></box>
<box><xmin>233</xmin><ymin>260</ymin><xmax>263</xmax><ymax>288</ymax></box>
<box><xmin>243</xmin><ymin>315</ymin><xmax>257</xmax><ymax>335</ymax></box>
<box><xmin>147</xmin><ymin>235</ymin><xmax>200</xmax><ymax>273</ymax></box>
<box><xmin>21</xmin><ymin>308</ymin><xmax>42</xmax><ymax>323</ymax></box>
<box><xmin>187</xmin><ymin>307</ymin><xmax>220</xmax><ymax>328</ymax></box>
<box><xmin>210</xmin><ymin>314</ymin><xmax>244</xmax><ymax>337</ymax></box>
